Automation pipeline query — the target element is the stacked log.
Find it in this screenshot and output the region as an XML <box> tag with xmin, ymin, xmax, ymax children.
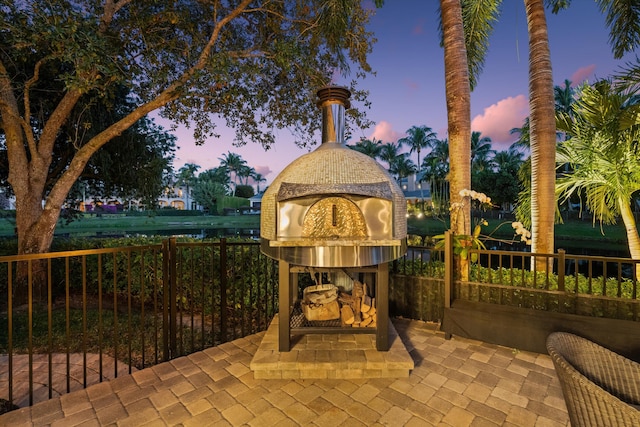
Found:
<box><xmin>339</xmin><ymin>280</ymin><xmax>376</xmax><ymax>327</ymax></box>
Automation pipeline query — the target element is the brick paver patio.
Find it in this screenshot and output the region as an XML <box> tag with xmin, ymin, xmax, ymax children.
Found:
<box><xmin>0</xmin><ymin>319</ymin><xmax>570</xmax><ymax>426</ymax></box>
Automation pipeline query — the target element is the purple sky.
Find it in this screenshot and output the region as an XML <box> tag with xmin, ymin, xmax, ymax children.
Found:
<box><xmin>165</xmin><ymin>1</ymin><xmax>634</xmax><ymax>185</ymax></box>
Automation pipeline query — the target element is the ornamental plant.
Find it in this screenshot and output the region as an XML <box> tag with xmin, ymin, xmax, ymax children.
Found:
<box><xmin>434</xmin><ymin>189</ymin><xmax>532</xmax><ymax>261</ymax></box>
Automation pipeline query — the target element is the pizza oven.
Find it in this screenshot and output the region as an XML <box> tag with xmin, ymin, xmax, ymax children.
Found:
<box><xmin>260</xmin><ymin>86</ymin><xmax>407</xmax><ymax>267</ymax></box>
<box><xmin>259</xmin><ymin>87</ymin><xmax>407</xmax><ymax>352</ymax></box>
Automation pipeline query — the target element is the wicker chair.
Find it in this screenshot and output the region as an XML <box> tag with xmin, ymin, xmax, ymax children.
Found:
<box><xmin>546</xmin><ymin>332</ymin><xmax>640</xmax><ymax>427</ymax></box>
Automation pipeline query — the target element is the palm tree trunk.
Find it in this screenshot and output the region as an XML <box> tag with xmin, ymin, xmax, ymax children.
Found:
<box><xmin>525</xmin><ymin>0</ymin><xmax>556</xmax><ymax>272</ymax></box>
<box><xmin>619</xmin><ymin>196</ymin><xmax>640</xmax><ymax>277</ymax></box>
<box><xmin>441</xmin><ymin>0</ymin><xmax>471</xmax><ymax>279</ymax></box>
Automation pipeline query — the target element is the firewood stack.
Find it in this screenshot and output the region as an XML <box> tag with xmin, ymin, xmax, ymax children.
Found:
<box><xmin>338</xmin><ymin>280</ymin><xmax>376</xmax><ymax>328</ymax></box>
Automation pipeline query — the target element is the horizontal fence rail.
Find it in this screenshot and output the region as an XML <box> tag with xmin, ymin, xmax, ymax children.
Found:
<box><xmin>1</xmin><ymin>235</ymin><xmax>639</xmax><ymax>411</ymax></box>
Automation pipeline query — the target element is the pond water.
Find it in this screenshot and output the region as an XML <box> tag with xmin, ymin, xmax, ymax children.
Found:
<box><xmin>55</xmin><ymin>227</ymin><xmax>261</xmax><ymax>240</ymax></box>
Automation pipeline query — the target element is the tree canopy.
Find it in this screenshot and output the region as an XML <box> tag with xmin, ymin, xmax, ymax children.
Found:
<box><xmin>0</xmin><ymin>0</ymin><xmax>379</xmax><ymax>255</ymax></box>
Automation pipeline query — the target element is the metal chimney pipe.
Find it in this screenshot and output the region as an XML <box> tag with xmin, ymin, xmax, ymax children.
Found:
<box><xmin>316</xmin><ymin>86</ymin><xmax>351</xmax><ymax>144</ymax></box>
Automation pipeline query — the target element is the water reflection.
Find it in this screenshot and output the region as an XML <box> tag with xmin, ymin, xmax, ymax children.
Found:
<box><xmin>55</xmin><ymin>228</ymin><xmax>261</xmax><ymax>240</ymax></box>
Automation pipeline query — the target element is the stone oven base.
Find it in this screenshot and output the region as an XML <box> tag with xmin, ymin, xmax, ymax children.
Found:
<box><xmin>250</xmin><ymin>315</ymin><xmax>414</xmax><ymax>379</ymax></box>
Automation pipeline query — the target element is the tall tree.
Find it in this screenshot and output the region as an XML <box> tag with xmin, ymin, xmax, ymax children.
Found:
<box><xmin>556</xmin><ymin>80</ymin><xmax>640</xmax><ymax>275</ymax></box>
<box><xmin>176</xmin><ymin>163</ymin><xmax>201</xmax><ymax>210</ymax></box>
<box><xmin>510</xmin><ymin>117</ymin><xmax>531</xmax><ymax>153</ymax></box>
<box><xmin>440</xmin><ymin>0</ymin><xmax>472</xmax><ymax>237</ymax></box>
<box><xmin>525</xmin><ymin>0</ymin><xmax>556</xmax><ymax>269</ymax></box>
<box><xmin>470</xmin><ymin>131</ymin><xmax>494</xmax><ymax>174</ymax></box>
<box><xmin>389</xmin><ymin>153</ymin><xmax>417</xmax><ymax>184</ymax></box>
<box><xmin>422</xmin><ymin>138</ymin><xmax>450</xmax><ymax>212</ymax></box>
<box><xmin>379</xmin><ymin>142</ymin><xmax>402</xmax><ymax>171</ymax></box>
<box><xmin>554</xmin><ymin>79</ymin><xmax>575</xmax><ymax>116</ymax></box>
<box><xmin>250</xmin><ymin>171</ymin><xmax>267</xmax><ymax>194</ymax></box>
<box><xmin>440</xmin><ymin>0</ymin><xmax>501</xmax><ymax>235</ymax></box>
<box><xmin>0</xmin><ymin>0</ymin><xmax>378</xmax><ymax>258</ymax></box>
<box><xmin>348</xmin><ymin>137</ymin><xmax>383</xmax><ymax>159</ymax></box>
<box><xmin>218</xmin><ymin>152</ymin><xmax>248</xmax><ymax>197</ymax></box>
<box><xmin>399</xmin><ymin>125</ymin><xmax>438</xmax><ymax>183</ymax></box>
<box><xmin>474</xmin><ymin>148</ymin><xmax>524</xmax><ymax>211</ymax></box>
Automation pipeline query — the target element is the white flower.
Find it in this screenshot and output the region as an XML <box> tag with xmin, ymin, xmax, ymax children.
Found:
<box><xmin>459</xmin><ymin>189</ymin><xmax>471</xmax><ymax>197</ymax></box>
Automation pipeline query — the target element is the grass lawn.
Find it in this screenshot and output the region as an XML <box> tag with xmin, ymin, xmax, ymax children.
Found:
<box><xmin>408</xmin><ymin>216</ymin><xmax>629</xmax><ymax>240</ymax></box>
<box><xmin>0</xmin><ymin>213</ymin><xmax>260</xmax><ymax>237</ymax></box>
<box><xmin>407</xmin><ymin>215</ymin><xmax>631</xmax><ymax>248</ymax></box>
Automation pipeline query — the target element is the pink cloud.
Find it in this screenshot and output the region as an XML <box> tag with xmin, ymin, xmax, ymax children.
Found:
<box><xmin>570</xmin><ymin>65</ymin><xmax>596</xmax><ymax>85</ymax></box>
<box><xmin>471</xmin><ymin>95</ymin><xmax>529</xmax><ymax>150</ymax></box>
<box><xmin>252</xmin><ymin>165</ymin><xmax>272</xmax><ymax>181</ymax></box>
<box><xmin>369</xmin><ymin>120</ymin><xmax>403</xmax><ymax>143</ymax></box>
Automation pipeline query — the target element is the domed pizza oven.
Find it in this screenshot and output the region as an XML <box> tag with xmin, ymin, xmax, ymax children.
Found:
<box><xmin>260</xmin><ymin>86</ymin><xmax>407</xmax><ymax>352</ymax></box>
<box><xmin>260</xmin><ymin>86</ymin><xmax>407</xmax><ymax>267</ymax></box>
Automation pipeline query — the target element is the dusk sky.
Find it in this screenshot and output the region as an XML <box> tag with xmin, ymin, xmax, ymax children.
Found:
<box><xmin>165</xmin><ymin>1</ymin><xmax>636</xmax><ymax>185</ymax></box>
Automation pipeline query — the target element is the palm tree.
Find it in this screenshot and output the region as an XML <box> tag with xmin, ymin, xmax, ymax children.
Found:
<box><xmin>399</xmin><ymin>125</ymin><xmax>438</xmax><ymax>181</ymax></box>
<box><xmin>399</xmin><ymin>126</ymin><xmax>438</xmax><ymax>211</ymax></box>
<box><xmin>176</xmin><ymin>163</ymin><xmax>200</xmax><ymax>210</ymax></box>
<box><xmin>349</xmin><ymin>138</ymin><xmax>383</xmax><ymax>159</ymax></box>
<box><xmin>470</xmin><ymin>131</ymin><xmax>495</xmax><ymax>174</ymax></box>
<box><xmin>525</xmin><ymin>0</ymin><xmax>556</xmax><ymax>270</ymax></box>
<box><xmin>554</xmin><ymin>79</ymin><xmax>574</xmax><ymax>116</ymax></box>
<box><xmin>422</xmin><ymin>138</ymin><xmax>450</xmax><ymax>212</ymax></box>
<box><xmin>218</xmin><ymin>152</ymin><xmax>247</xmax><ymax>196</ymax></box>
<box><xmin>510</xmin><ymin>117</ymin><xmax>531</xmax><ymax>153</ymax></box>
<box><xmin>595</xmin><ymin>0</ymin><xmax>640</xmax><ymax>60</ymax></box>
<box><xmin>251</xmin><ymin>171</ymin><xmax>267</xmax><ymax>194</ymax></box>
<box><xmin>440</xmin><ymin>0</ymin><xmax>472</xmax><ymax>237</ymax></box>
<box><xmin>491</xmin><ymin>148</ymin><xmax>525</xmax><ymax>211</ymax></box>
<box><xmin>556</xmin><ymin>80</ymin><xmax>640</xmax><ymax>275</ymax></box>
<box><xmin>238</xmin><ymin>165</ymin><xmax>255</xmax><ymax>186</ymax></box>
<box><xmin>440</xmin><ymin>0</ymin><xmax>500</xmax><ymax>236</ymax></box>
<box><xmin>389</xmin><ymin>153</ymin><xmax>417</xmax><ymax>184</ymax></box>
<box><xmin>379</xmin><ymin>142</ymin><xmax>402</xmax><ymax>171</ymax></box>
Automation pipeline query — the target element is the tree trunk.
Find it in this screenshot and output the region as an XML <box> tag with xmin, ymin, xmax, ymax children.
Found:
<box><xmin>618</xmin><ymin>196</ymin><xmax>640</xmax><ymax>278</ymax></box>
<box><xmin>11</xmin><ymin>170</ymin><xmax>67</xmax><ymax>305</ymax></box>
<box><xmin>440</xmin><ymin>0</ymin><xmax>472</xmax><ymax>279</ymax></box>
<box><xmin>525</xmin><ymin>0</ymin><xmax>556</xmax><ymax>272</ymax></box>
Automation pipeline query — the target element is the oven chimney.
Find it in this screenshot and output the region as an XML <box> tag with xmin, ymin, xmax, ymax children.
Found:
<box><xmin>316</xmin><ymin>86</ymin><xmax>351</xmax><ymax>145</ymax></box>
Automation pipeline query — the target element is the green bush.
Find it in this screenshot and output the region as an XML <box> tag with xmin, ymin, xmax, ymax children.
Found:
<box><xmin>218</xmin><ymin>196</ymin><xmax>249</xmax><ymax>214</ymax></box>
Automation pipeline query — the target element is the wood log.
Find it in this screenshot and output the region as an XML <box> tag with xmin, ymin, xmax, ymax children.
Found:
<box><xmin>341</xmin><ymin>305</ymin><xmax>354</xmax><ymax>325</ymax></box>
<box><xmin>361</xmin><ymin>316</ymin><xmax>373</xmax><ymax>327</ymax></box>
<box><xmin>368</xmin><ymin>312</ymin><xmax>377</xmax><ymax>327</ymax></box>
<box><xmin>339</xmin><ymin>292</ymin><xmax>362</xmax><ymax>323</ymax></box>
<box><xmin>353</xmin><ymin>281</ymin><xmax>364</xmax><ymax>299</ymax></box>
<box><xmin>367</xmin><ymin>307</ymin><xmax>376</xmax><ymax>318</ymax></box>
<box><xmin>361</xmin><ymin>295</ymin><xmax>372</xmax><ymax>313</ymax></box>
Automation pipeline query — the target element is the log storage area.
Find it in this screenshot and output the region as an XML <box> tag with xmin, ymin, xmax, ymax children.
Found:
<box><xmin>279</xmin><ymin>263</ymin><xmax>390</xmax><ymax>352</ymax></box>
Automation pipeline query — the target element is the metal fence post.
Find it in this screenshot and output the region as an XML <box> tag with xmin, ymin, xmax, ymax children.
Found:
<box><xmin>219</xmin><ymin>238</ymin><xmax>228</xmax><ymax>343</ymax></box>
<box><xmin>444</xmin><ymin>231</ymin><xmax>453</xmax><ymax>340</ymax></box>
<box><xmin>162</xmin><ymin>239</ymin><xmax>169</xmax><ymax>361</ymax></box>
<box><xmin>557</xmin><ymin>249</ymin><xmax>566</xmax><ymax>292</ymax></box>
<box><xmin>444</xmin><ymin>230</ymin><xmax>453</xmax><ymax>309</ymax></box>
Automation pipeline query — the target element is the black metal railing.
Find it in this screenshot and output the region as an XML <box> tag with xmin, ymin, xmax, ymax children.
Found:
<box><xmin>0</xmin><ymin>238</ymin><xmax>278</xmax><ymax>408</ymax></box>
<box><xmin>389</xmin><ymin>232</ymin><xmax>640</xmax><ymax>323</ymax></box>
<box><xmin>2</xmin><ymin>233</ymin><xmax>639</xmax><ymax>410</ymax></box>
